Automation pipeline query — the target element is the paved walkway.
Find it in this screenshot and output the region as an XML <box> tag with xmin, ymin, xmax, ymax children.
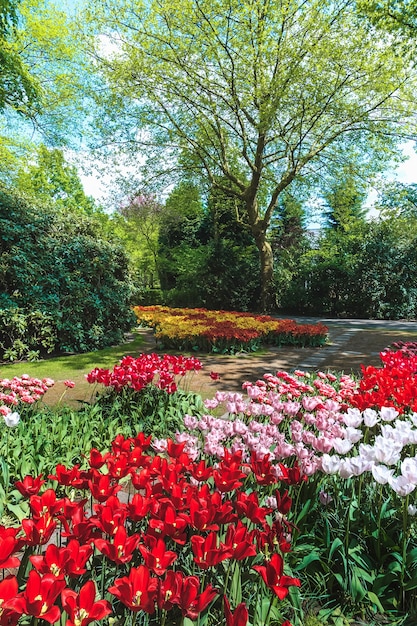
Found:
<box><xmin>292</xmin><ymin>316</ymin><xmax>417</xmax><ymax>331</ymax></box>
<box><xmin>290</xmin><ymin>317</ymin><xmax>417</xmax><ymax>372</ymax></box>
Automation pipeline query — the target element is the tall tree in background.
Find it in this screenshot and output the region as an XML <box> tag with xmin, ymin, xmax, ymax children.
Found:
<box><xmin>16</xmin><ymin>145</ymin><xmax>97</xmax><ymax>214</ymax></box>
<box><xmin>323</xmin><ymin>167</ymin><xmax>368</xmax><ymax>231</ymax></box>
<box><xmin>116</xmin><ymin>193</ymin><xmax>165</xmax><ymax>287</ymax></box>
<box><xmin>85</xmin><ymin>0</ymin><xmax>417</xmax><ymax>310</ymax></box>
<box><xmin>0</xmin><ymin>0</ymin><xmax>40</xmax><ymax>116</ymax></box>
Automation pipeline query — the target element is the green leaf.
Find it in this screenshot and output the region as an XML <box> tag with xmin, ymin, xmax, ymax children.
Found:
<box><xmin>229</xmin><ymin>563</ymin><xmax>242</xmax><ymax>606</ymax></box>
<box><xmin>367</xmin><ymin>591</ymin><xmax>385</xmax><ymax>613</ymax></box>
<box><xmin>329</xmin><ymin>538</ymin><xmax>343</xmax><ymax>560</ymax></box>
<box><xmin>294</xmin><ymin>550</ymin><xmax>321</xmax><ymax>571</ymax></box>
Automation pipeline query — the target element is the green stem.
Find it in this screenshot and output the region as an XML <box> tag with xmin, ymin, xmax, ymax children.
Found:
<box><xmin>264</xmin><ymin>594</ymin><xmax>275</xmax><ymax>626</ymax></box>
<box><xmin>400</xmin><ymin>495</ymin><xmax>410</xmax><ymax>611</ymax></box>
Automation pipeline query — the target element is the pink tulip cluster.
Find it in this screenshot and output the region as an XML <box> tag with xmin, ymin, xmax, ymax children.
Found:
<box><xmin>0</xmin><ymin>375</ymin><xmax>54</xmax><ymax>416</ymax></box>
<box><xmin>180</xmin><ymin>366</ymin><xmax>417</xmax><ymax>498</ymax></box>
<box><xmin>180</xmin><ymin>370</ymin><xmax>359</xmax><ymax>475</ymax></box>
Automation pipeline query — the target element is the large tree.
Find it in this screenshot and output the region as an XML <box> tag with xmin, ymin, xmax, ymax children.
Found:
<box><xmin>85</xmin><ymin>0</ymin><xmax>417</xmax><ymax>310</ymax></box>
<box><xmin>0</xmin><ymin>0</ymin><xmax>40</xmax><ymax>115</ymax></box>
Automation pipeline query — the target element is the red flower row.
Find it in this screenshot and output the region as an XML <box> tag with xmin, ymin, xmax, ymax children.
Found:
<box><xmin>86</xmin><ymin>353</ymin><xmax>202</xmax><ymax>393</ymax></box>
<box><xmin>0</xmin><ymin>433</ymin><xmax>300</xmax><ymax>625</ymax></box>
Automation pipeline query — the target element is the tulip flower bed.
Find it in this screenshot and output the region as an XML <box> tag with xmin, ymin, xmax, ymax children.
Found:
<box><xmin>3</xmin><ymin>349</ymin><xmax>417</xmax><ymax>622</ymax></box>
<box><xmin>86</xmin><ymin>353</ymin><xmax>203</xmax><ymax>394</ymax></box>
<box><xmin>175</xmin><ymin>354</ymin><xmax>417</xmax><ymax>617</ymax></box>
<box><xmin>0</xmin><ymin>434</ymin><xmax>301</xmax><ymax>626</ymax></box>
<box><xmin>349</xmin><ymin>349</ymin><xmax>417</xmax><ymax>413</ymax></box>
<box><xmin>133</xmin><ymin>306</ymin><xmax>328</xmax><ymax>353</ymax></box>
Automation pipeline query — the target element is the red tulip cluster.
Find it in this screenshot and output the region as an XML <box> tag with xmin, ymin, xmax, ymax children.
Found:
<box><xmin>0</xmin><ymin>433</ymin><xmax>299</xmax><ymax>625</ymax></box>
<box><xmin>86</xmin><ymin>353</ymin><xmax>202</xmax><ymax>394</ymax></box>
<box><xmin>350</xmin><ymin>350</ymin><xmax>417</xmax><ymax>413</ymax></box>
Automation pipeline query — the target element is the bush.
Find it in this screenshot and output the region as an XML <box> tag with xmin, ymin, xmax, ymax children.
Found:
<box><xmin>0</xmin><ymin>308</ymin><xmax>57</xmax><ymax>362</ymax></box>
<box><xmin>0</xmin><ymin>188</ymin><xmax>135</xmax><ymax>355</ymax></box>
<box><xmin>279</xmin><ymin>218</ymin><xmax>417</xmax><ymax>320</ymax></box>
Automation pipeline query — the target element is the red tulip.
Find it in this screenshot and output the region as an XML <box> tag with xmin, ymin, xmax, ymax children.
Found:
<box><xmin>108</xmin><ymin>565</ymin><xmax>158</xmax><ymax>613</ymax></box>
<box><xmin>30</xmin><ymin>539</ymin><xmax>93</xmax><ymax>578</ymax></box>
<box><xmin>88</xmin><ymin>472</ymin><xmax>121</xmax><ymax>502</ymax></box>
<box><xmin>250</xmin><ymin>452</ymin><xmax>278</xmax><ymax>485</ymax></box>
<box><xmin>5</xmin><ymin>571</ymin><xmax>65</xmax><ymax>624</ymax></box>
<box><xmin>234</xmin><ymin>491</ymin><xmax>271</xmax><ymax>525</ymax></box>
<box><xmin>61</xmin><ymin>581</ymin><xmax>111</xmax><ymax>626</ymax></box>
<box><xmin>191</xmin><ymin>532</ymin><xmax>233</xmax><ymax>569</ymax></box>
<box><xmin>14</xmin><ymin>474</ymin><xmax>45</xmax><ymax>497</ymax></box>
<box><xmin>94</xmin><ymin>525</ymin><xmax>140</xmax><ymax>565</ymax></box>
<box><xmin>0</xmin><ymin>576</ymin><xmax>19</xmax><ymax>626</ymax></box>
<box><xmin>138</xmin><ymin>536</ymin><xmax>177</xmax><ymax>576</ymax></box>
<box><xmin>127</xmin><ymin>493</ymin><xmax>152</xmax><ymax>521</ymax></box>
<box><xmin>187</xmin><ymin>497</ymin><xmax>219</xmax><ymax>532</ymax></box>
<box><xmin>29</xmin><ymin>488</ymin><xmax>63</xmax><ymax>518</ymax></box>
<box><xmin>224</xmin><ymin>595</ymin><xmax>248</xmax><ymax>626</ymax></box>
<box><xmin>189</xmin><ymin>459</ymin><xmax>213</xmax><ymax>482</ymax></box>
<box><xmin>253</xmin><ymin>553</ymin><xmax>301</xmax><ymax>599</ymax></box>
<box><xmin>149</xmin><ymin>503</ymin><xmax>188</xmax><ymax>545</ymax></box>
<box><xmin>223</xmin><ymin>522</ymin><xmax>256</xmax><ymax>561</ymax></box>
<box><xmin>21</xmin><ymin>516</ymin><xmax>57</xmax><ymax>546</ymax></box>
<box><xmin>177</xmin><ymin>576</ymin><xmax>217</xmax><ymax>620</ymax></box>
<box><xmin>157</xmin><ymin>570</ymin><xmax>183</xmax><ymax>610</ymax></box>
<box><xmin>0</xmin><ymin>529</ymin><xmax>21</xmax><ymax>570</ymax></box>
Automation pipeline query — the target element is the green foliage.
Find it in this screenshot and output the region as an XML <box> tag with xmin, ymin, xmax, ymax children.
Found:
<box><xmin>272</xmin><ymin>191</ymin><xmax>310</xmax><ymax>308</ymax></box>
<box><xmin>113</xmin><ymin>192</ymin><xmax>163</xmax><ymax>289</ymax></box>
<box><xmin>0</xmin><ymin>0</ymin><xmax>41</xmax><ymax>115</ymax></box>
<box><xmin>357</xmin><ymin>0</ymin><xmax>417</xmax><ymax>35</ymax></box>
<box><xmin>92</xmin><ymin>385</ymin><xmax>205</xmax><ymax>439</ymax></box>
<box><xmin>0</xmin><ymin>187</ymin><xmax>135</xmax><ymax>354</ymax></box>
<box><xmin>290</xmin><ymin>474</ymin><xmax>417</xmax><ymax>619</ymax></box>
<box><xmin>0</xmin><ymin>308</ymin><xmax>56</xmax><ymax>362</ymax></box>
<box><xmin>323</xmin><ymin>168</ymin><xmax>368</xmax><ymax>232</ymax></box>
<box><xmin>84</xmin><ymin>0</ymin><xmax>417</xmax><ymax>307</ymax></box>
<box><xmin>15</xmin><ymin>145</ymin><xmax>98</xmax><ymax>215</ymax></box>
<box><xmin>159</xmin><ymin>183</ymin><xmax>260</xmax><ymax>311</ymax></box>
<box><xmin>280</xmin><ymin>212</ymin><xmax>417</xmax><ymax>319</ymax></box>
<box><xmin>0</xmin><ymin>402</ymin><xmax>142</xmax><ymax>520</ymax></box>
<box><xmin>376</xmin><ymin>182</ymin><xmax>417</xmax><ymax>219</ymax></box>
<box><xmin>279</xmin><ymin>221</ymin><xmax>366</xmax><ymax>316</ymax></box>
<box><xmin>356</xmin><ymin>219</ymin><xmax>417</xmax><ymax>319</ymax></box>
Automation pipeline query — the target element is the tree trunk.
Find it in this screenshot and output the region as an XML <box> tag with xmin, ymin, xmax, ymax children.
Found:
<box><xmin>252</xmin><ymin>226</ymin><xmax>275</xmax><ymax>313</ymax></box>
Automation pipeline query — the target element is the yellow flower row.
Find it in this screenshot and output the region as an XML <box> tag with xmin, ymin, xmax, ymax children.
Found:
<box><xmin>133</xmin><ymin>306</ymin><xmax>328</xmax><ymax>352</ymax></box>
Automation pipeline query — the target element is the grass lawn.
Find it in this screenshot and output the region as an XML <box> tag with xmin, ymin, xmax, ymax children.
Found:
<box><xmin>0</xmin><ymin>331</ymin><xmax>147</xmax><ymax>406</ymax></box>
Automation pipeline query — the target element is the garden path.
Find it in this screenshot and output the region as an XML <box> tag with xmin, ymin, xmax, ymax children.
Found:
<box><xmin>136</xmin><ymin>317</ymin><xmax>417</xmax><ymax>396</ymax></box>
<box><xmin>41</xmin><ymin>318</ymin><xmax>417</xmax><ymax>405</ymax></box>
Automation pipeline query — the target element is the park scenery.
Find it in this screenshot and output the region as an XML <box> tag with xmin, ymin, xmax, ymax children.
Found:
<box><xmin>3</xmin><ymin>0</ymin><xmax>417</xmax><ymax>625</ymax></box>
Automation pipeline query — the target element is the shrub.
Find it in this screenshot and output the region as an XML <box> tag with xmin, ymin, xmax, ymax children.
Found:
<box><xmin>0</xmin><ymin>188</ymin><xmax>135</xmax><ymax>355</ymax></box>
<box><xmin>0</xmin><ymin>308</ymin><xmax>57</xmax><ymax>361</ymax></box>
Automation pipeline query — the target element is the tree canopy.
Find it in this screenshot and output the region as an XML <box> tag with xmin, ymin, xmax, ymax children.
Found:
<box><xmin>85</xmin><ymin>0</ymin><xmax>417</xmax><ymax>309</ymax></box>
